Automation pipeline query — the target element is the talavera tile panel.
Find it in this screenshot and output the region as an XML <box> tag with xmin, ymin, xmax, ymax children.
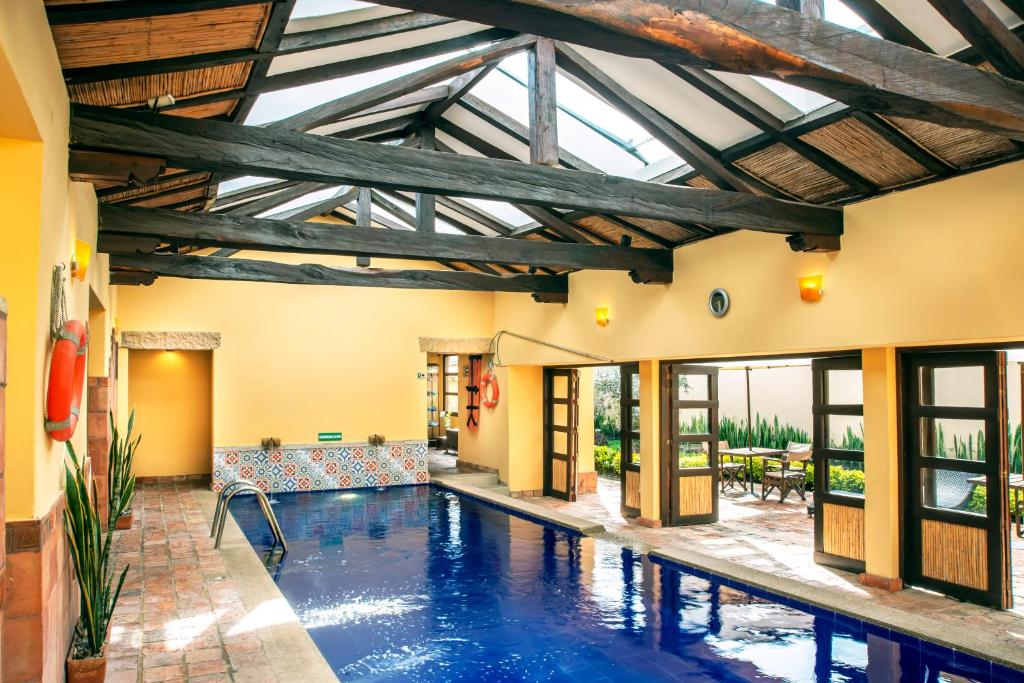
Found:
<box><xmin>212</xmin><ymin>440</ymin><xmax>429</xmax><ymax>493</ymax></box>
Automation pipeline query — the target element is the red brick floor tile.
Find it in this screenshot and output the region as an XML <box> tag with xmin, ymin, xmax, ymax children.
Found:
<box><xmin>108</xmin><ymin>482</ymin><xmax>288</xmax><ymax>683</ymax></box>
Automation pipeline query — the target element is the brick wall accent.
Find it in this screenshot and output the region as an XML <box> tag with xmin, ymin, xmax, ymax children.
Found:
<box><xmin>88</xmin><ymin>377</ymin><xmax>113</xmax><ymax>526</ymax></box>
<box><xmin>4</xmin><ymin>495</ymin><xmax>77</xmax><ymax>683</ymax></box>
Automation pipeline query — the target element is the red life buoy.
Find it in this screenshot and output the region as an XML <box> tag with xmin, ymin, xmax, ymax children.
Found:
<box><xmin>45</xmin><ymin>320</ymin><xmax>87</xmax><ymax>442</ymax></box>
<box><xmin>480</xmin><ymin>373</ymin><xmax>499</xmax><ymax>409</ymax></box>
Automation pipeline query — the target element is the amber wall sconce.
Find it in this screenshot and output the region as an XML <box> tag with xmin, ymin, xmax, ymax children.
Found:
<box><xmin>799</xmin><ymin>274</ymin><xmax>823</xmax><ymax>302</ymax></box>
<box><xmin>71</xmin><ymin>239</ymin><xmax>91</xmax><ymax>282</ymax></box>
<box><xmin>595</xmin><ymin>306</ymin><xmax>610</xmax><ymax>326</ymax></box>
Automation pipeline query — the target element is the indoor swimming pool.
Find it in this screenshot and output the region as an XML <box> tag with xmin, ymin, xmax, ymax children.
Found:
<box><xmin>229</xmin><ymin>485</ymin><xmax>1021</xmax><ymax>682</ymax></box>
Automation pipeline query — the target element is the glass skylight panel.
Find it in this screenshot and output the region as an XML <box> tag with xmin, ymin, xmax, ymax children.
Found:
<box><xmin>472</xmin><ymin>54</ymin><xmax>676</xmax><ymax>177</ymax></box>
<box><xmin>460</xmin><ymin>198</ymin><xmax>534</xmax><ymax>228</ymax></box>
<box><xmin>255</xmin><ymin>186</ymin><xmax>342</xmax><ymax>218</ymax></box>
<box><xmin>290</xmin><ymin>0</ymin><xmax>373</xmax><ymax>19</ymax></box>
<box><xmin>217</xmin><ymin>176</ymin><xmax>275</xmax><ymax>194</ymax></box>
<box><xmin>247</xmin><ymin>52</ymin><xmax>460</xmax><ymax>125</ymax></box>
<box><xmin>751</xmin><ymin>77</ymin><xmax>833</xmax><ymax>114</ymax></box>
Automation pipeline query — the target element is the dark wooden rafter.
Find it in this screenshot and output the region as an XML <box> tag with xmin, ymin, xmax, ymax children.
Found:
<box><xmin>66</xmin><ymin>27</ymin><xmax>514</xmax><ymax>107</ymax></box>
<box><xmin>372</xmin><ymin>0</ymin><xmax>1024</xmax><ymax>142</ymax></box>
<box><xmin>924</xmin><ymin>0</ymin><xmax>1024</xmax><ymax>80</ymax></box>
<box><xmin>70</xmin><ymin>105</ymin><xmax>842</xmax><ymax>235</ymax></box>
<box><xmin>528</xmin><ymin>38</ymin><xmax>559</xmax><ymax>166</ymax></box>
<box><xmin>98</xmin><ymin>204</ymin><xmax>671</xmax><ymax>275</ymax></box>
<box><xmin>416</xmin><ymin>126</ymin><xmax>437</xmax><ymax>232</ymax></box>
<box><xmin>278</xmin><ymin>11</ymin><xmax>456</xmax><ymax>54</ymax></box>
<box><xmin>839</xmin><ymin>0</ymin><xmax>933</xmax><ymax>52</ymax></box>
<box><xmin>68</xmin><ymin>150</ymin><xmax>166</xmax><ymax>185</ymax></box>
<box><xmin>268</xmin><ymin>34</ymin><xmax>536</xmax><ymax>132</ymax></box>
<box><xmin>355</xmin><ymin>187</ymin><xmax>373</xmax><ymax>266</ymax></box>
<box><xmin>46</xmin><ymin>0</ymin><xmax>274</xmax><ymax>24</ymax></box>
<box><xmin>111</xmin><ymin>253</ymin><xmax>569</xmax><ymax>295</ymax></box>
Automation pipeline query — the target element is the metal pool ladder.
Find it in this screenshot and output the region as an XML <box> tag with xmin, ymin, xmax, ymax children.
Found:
<box><xmin>211</xmin><ymin>480</ymin><xmax>288</xmax><ymax>553</ymax></box>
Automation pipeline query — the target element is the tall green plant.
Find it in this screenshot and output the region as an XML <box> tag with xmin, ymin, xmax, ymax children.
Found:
<box><xmin>107</xmin><ymin>409</ymin><xmax>139</xmax><ymax>530</ymax></box>
<box><xmin>64</xmin><ymin>443</ymin><xmax>129</xmax><ymax>658</ymax></box>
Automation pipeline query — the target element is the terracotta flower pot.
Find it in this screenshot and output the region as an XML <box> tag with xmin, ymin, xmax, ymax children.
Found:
<box><xmin>66</xmin><ymin>643</ymin><xmax>107</xmax><ymax>683</ymax></box>
<box><xmin>114</xmin><ymin>509</ymin><xmax>133</xmax><ymax>530</ymax></box>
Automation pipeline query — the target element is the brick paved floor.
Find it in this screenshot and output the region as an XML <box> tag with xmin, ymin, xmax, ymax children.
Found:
<box><xmin>105</xmin><ymin>481</ymin><xmax>278</xmax><ymax>682</ymax></box>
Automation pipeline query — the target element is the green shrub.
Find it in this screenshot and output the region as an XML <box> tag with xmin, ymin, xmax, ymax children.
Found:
<box><xmin>594</xmin><ymin>445</ymin><xmax>620</xmax><ymax>476</ymax></box>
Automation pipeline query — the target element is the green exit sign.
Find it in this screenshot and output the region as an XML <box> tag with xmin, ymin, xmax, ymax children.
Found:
<box><xmin>318</xmin><ymin>432</ymin><xmax>343</xmax><ymax>442</ymax></box>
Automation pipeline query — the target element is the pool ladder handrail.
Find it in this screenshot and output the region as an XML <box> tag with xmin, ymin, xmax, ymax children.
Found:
<box><xmin>211</xmin><ymin>480</ymin><xmax>288</xmax><ymax>553</ymax></box>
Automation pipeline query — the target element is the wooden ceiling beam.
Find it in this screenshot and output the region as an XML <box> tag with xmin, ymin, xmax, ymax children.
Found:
<box><xmin>839</xmin><ymin>0</ymin><xmax>934</xmax><ymax>52</ymax></box>
<box><xmin>71</xmin><ymin>104</ymin><xmax>843</xmax><ymax>235</ymax></box>
<box><xmin>925</xmin><ymin>0</ymin><xmax>1024</xmax><ymax>80</ymax></box>
<box><xmin>110</xmin><ymin>252</ymin><xmax>569</xmax><ymax>295</ymax></box>
<box><xmin>277</xmin><ymin>11</ymin><xmax>455</xmax><ymax>54</ymax></box>
<box><xmin>65</xmin><ymin>27</ymin><xmax>513</xmax><ymax>92</ymax></box>
<box><xmin>372</xmin><ymin>0</ymin><xmax>1024</xmax><ymax>142</ymax></box>
<box><xmin>269</xmin><ymin>35</ymin><xmax>536</xmax><ymax>132</ymax></box>
<box><xmin>46</xmin><ymin>0</ymin><xmax>275</xmax><ymax>25</ymax></box>
<box><xmin>98</xmin><ymin>205</ymin><xmax>670</xmax><ymax>274</ymax></box>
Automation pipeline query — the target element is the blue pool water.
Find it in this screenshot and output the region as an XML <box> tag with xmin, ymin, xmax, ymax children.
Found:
<box><xmin>230</xmin><ymin>485</ymin><xmax>1022</xmax><ymax>682</ymax></box>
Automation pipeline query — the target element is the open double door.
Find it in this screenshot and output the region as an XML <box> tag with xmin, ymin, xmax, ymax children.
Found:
<box><xmin>659</xmin><ymin>359</ymin><xmax>868</xmax><ymax>574</ymax></box>
<box><xmin>543</xmin><ymin>364</ymin><xmax>642</xmax><ymax>512</ymax></box>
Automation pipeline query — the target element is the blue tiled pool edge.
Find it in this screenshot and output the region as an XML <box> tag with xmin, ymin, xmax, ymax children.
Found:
<box><xmin>429</xmin><ymin>480</ymin><xmax>1024</xmax><ymax>676</ymax></box>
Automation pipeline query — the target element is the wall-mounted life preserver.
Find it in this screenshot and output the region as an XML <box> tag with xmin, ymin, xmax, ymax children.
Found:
<box><xmin>45</xmin><ymin>320</ymin><xmax>87</xmax><ymax>442</ymax></box>
<box><xmin>480</xmin><ymin>373</ymin><xmax>499</xmax><ymax>409</ymax></box>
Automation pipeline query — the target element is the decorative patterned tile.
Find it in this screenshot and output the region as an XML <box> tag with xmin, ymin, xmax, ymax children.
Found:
<box><xmin>212</xmin><ymin>440</ymin><xmax>429</xmax><ymax>493</ymax></box>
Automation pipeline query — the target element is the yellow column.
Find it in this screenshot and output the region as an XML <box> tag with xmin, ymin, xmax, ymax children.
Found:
<box><xmin>576</xmin><ymin>367</ymin><xmax>596</xmax><ymax>493</ymax></box>
<box><xmin>861</xmin><ymin>347</ymin><xmax>903</xmax><ymax>589</ymax></box>
<box><xmin>638</xmin><ymin>359</ymin><xmax>662</xmax><ymax>526</ymax></box>
<box><xmin>504</xmin><ymin>365</ymin><xmax>544</xmax><ymax>496</ymax></box>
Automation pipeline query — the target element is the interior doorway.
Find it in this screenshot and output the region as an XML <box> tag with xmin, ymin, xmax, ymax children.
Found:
<box><xmin>127</xmin><ymin>350</ymin><xmax>213</xmax><ymax>478</ymax></box>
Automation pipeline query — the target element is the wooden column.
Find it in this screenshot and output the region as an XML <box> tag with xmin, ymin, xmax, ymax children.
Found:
<box><xmin>860</xmin><ymin>347</ymin><xmax>903</xmax><ymax>591</ymax></box>
<box><xmin>415</xmin><ymin>126</ymin><xmax>437</xmax><ymax>232</ymax></box>
<box><xmin>528</xmin><ymin>37</ymin><xmax>559</xmax><ymax>166</ymax></box>
<box><xmin>356</xmin><ymin>187</ymin><xmax>372</xmax><ymax>267</ymax></box>
<box><xmin>637</xmin><ymin>359</ymin><xmax>662</xmax><ymax>527</ymax></box>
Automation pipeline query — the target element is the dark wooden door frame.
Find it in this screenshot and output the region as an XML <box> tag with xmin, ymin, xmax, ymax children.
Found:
<box><xmin>900</xmin><ymin>350</ymin><xmax>1011</xmax><ymax>608</ymax></box>
<box><xmin>620</xmin><ymin>362</ymin><xmax>641</xmax><ymax>517</ymax></box>
<box><xmin>543</xmin><ymin>367</ymin><xmax>579</xmax><ymax>501</ymax></box>
<box><xmin>660</xmin><ymin>362</ymin><xmax>720</xmax><ymax>526</ymax></box>
<box><xmin>812</xmin><ymin>355</ymin><xmax>866</xmax><ymax>574</ymax></box>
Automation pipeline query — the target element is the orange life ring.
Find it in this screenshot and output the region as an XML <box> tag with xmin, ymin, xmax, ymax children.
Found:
<box><xmin>45</xmin><ymin>320</ymin><xmax>87</xmax><ymax>442</ymax></box>
<box><xmin>480</xmin><ymin>372</ymin><xmax>499</xmax><ymax>409</ymax></box>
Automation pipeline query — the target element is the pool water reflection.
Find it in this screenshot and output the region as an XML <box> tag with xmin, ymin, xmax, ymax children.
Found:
<box><xmin>230</xmin><ymin>486</ymin><xmax>1018</xmax><ymax>682</ymax></box>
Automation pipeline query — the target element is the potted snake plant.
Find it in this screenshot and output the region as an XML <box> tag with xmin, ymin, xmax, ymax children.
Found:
<box><xmin>108</xmin><ymin>409</ymin><xmax>138</xmax><ymax>531</ymax></box>
<box><xmin>64</xmin><ymin>442</ymin><xmax>130</xmax><ymax>683</ymax></box>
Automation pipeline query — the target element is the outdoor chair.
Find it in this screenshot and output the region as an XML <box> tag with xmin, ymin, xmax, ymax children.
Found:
<box><xmin>717</xmin><ymin>440</ymin><xmax>745</xmax><ymax>492</ymax></box>
<box><xmin>762</xmin><ymin>442</ymin><xmax>812</xmax><ymax>503</ymax></box>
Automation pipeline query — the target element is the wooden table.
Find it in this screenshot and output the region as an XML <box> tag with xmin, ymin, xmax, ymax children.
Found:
<box><xmin>719</xmin><ymin>447</ymin><xmax>787</xmax><ymax>496</ymax></box>
<box><xmin>968</xmin><ymin>473</ymin><xmax>1024</xmax><ymax>537</ymax></box>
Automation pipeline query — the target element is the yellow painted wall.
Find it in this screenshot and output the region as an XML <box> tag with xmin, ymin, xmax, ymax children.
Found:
<box><xmin>862</xmin><ymin>347</ymin><xmax>901</xmax><ymax>579</ymax></box>
<box><xmin>128</xmin><ymin>350</ymin><xmax>213</xmax><ymax>477</ymax></box>
<box><xmin>493</xmin><ymin>160</ymin><xmax>1024</xmax><ymax>367</ymax></box>
<box><xmin>115</xmin><ymin>254</ymin><xmax>497</xmax><ymax>451</ymax></box>
<box><xmin>0</xmin><ymin>1</ymin><xmax>108</xmax><ymax>519</ymax></box>
<box><xmin>455</xmin><ymin>355</ymin><xmax>506</xmax><ymax>474</ymax></box>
